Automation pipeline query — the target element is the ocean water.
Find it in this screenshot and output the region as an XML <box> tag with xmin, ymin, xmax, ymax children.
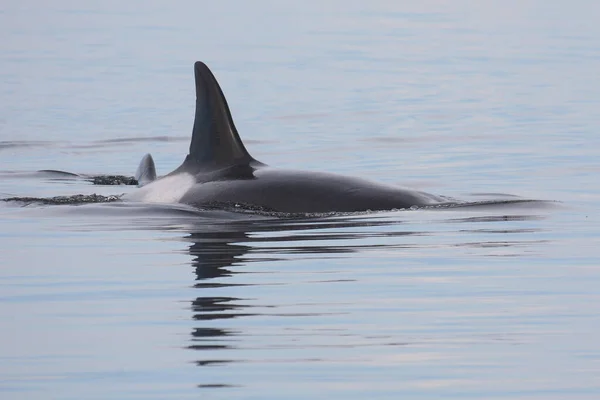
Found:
<box><xmin>1</xmin><ymin>1</ymin><xmax>600</xmax><ymax>399</ymax></box>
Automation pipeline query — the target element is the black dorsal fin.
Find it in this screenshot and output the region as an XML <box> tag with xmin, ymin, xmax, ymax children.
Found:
<box><xmin>187</xmin><ymin>61</ymin><xmax>262</xmax><ymax>169</ymax></box>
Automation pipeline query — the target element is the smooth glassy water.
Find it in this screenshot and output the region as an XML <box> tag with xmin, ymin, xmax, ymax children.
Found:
<box><xmin>1</xmin><ymin>1</ymin><xmax>599</xmax><ymax>399</ymax></box>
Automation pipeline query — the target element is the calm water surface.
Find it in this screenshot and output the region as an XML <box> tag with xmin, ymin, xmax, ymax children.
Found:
<box><xmin>1</xmin><ymin>1</ymin><xmax>600</xmax><ymax>399</ymax></box>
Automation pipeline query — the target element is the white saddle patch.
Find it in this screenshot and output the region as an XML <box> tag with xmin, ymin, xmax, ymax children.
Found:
<box><xmin>124</xmin><ymin>173</ymin><xmax>196</xmax><ymax>204</ymax></box>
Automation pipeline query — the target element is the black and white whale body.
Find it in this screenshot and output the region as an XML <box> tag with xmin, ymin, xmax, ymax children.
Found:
<box><xmin>126</xmin><ymin>61</ymin><xmax>449</xmax><ymax>213</ymax></box>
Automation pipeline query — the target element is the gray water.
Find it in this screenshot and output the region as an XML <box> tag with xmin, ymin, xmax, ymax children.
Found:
<box><xmin>2</xmin><ymin>1</ymin><xmax>600</xmax><ymax>399</ymax></box>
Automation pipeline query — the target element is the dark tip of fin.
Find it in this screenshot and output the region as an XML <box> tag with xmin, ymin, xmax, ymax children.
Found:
<box><xmin>188</xmin><ymin>61</ymin><xmax>262</xmax><ymax>168</ymax></box>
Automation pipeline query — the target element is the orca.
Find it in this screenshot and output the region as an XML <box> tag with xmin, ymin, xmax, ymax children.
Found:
<box><xmin>126</xmin><ymin>61</ymin><xmax>449</xmax><ymax>213</ymax></box>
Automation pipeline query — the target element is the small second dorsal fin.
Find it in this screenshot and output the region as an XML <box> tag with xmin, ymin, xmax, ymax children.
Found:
<box><xmin>187</xmin><ymin>61</ymin><xmax>262</xmax><ymax>169</ymax></box>
<box><xmin>135</xmin><ymin>153</ymin><xmax>157</xmax><ymax>186</ymax></box>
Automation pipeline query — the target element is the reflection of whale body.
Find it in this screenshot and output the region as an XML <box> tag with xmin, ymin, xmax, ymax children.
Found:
<box><xmin>126</xmin><ymin>61</ymin><xmax>449</xmax><ymax>213</ymax></box>
<box><xmin>185</xmin><ymin>215</ymin><xmax>415</xmax><ymax>360</ymax></box>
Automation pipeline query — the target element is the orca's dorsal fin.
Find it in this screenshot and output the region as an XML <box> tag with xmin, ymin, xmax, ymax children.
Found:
<box><xmin>187</xmin><ymin>61</ymin><xmax>262</xmax><ymax>169</ymax></box>
<box><xmin>135</xmin><ymin>153</ymin><xmax>157</xmax><ymax>187</ymax></box>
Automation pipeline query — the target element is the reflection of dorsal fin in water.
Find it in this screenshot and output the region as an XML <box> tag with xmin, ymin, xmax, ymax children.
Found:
<box><xmin>135</xmin><ymin>153</ymin><xmax>157</xmax><ymax>187</ymax></box>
